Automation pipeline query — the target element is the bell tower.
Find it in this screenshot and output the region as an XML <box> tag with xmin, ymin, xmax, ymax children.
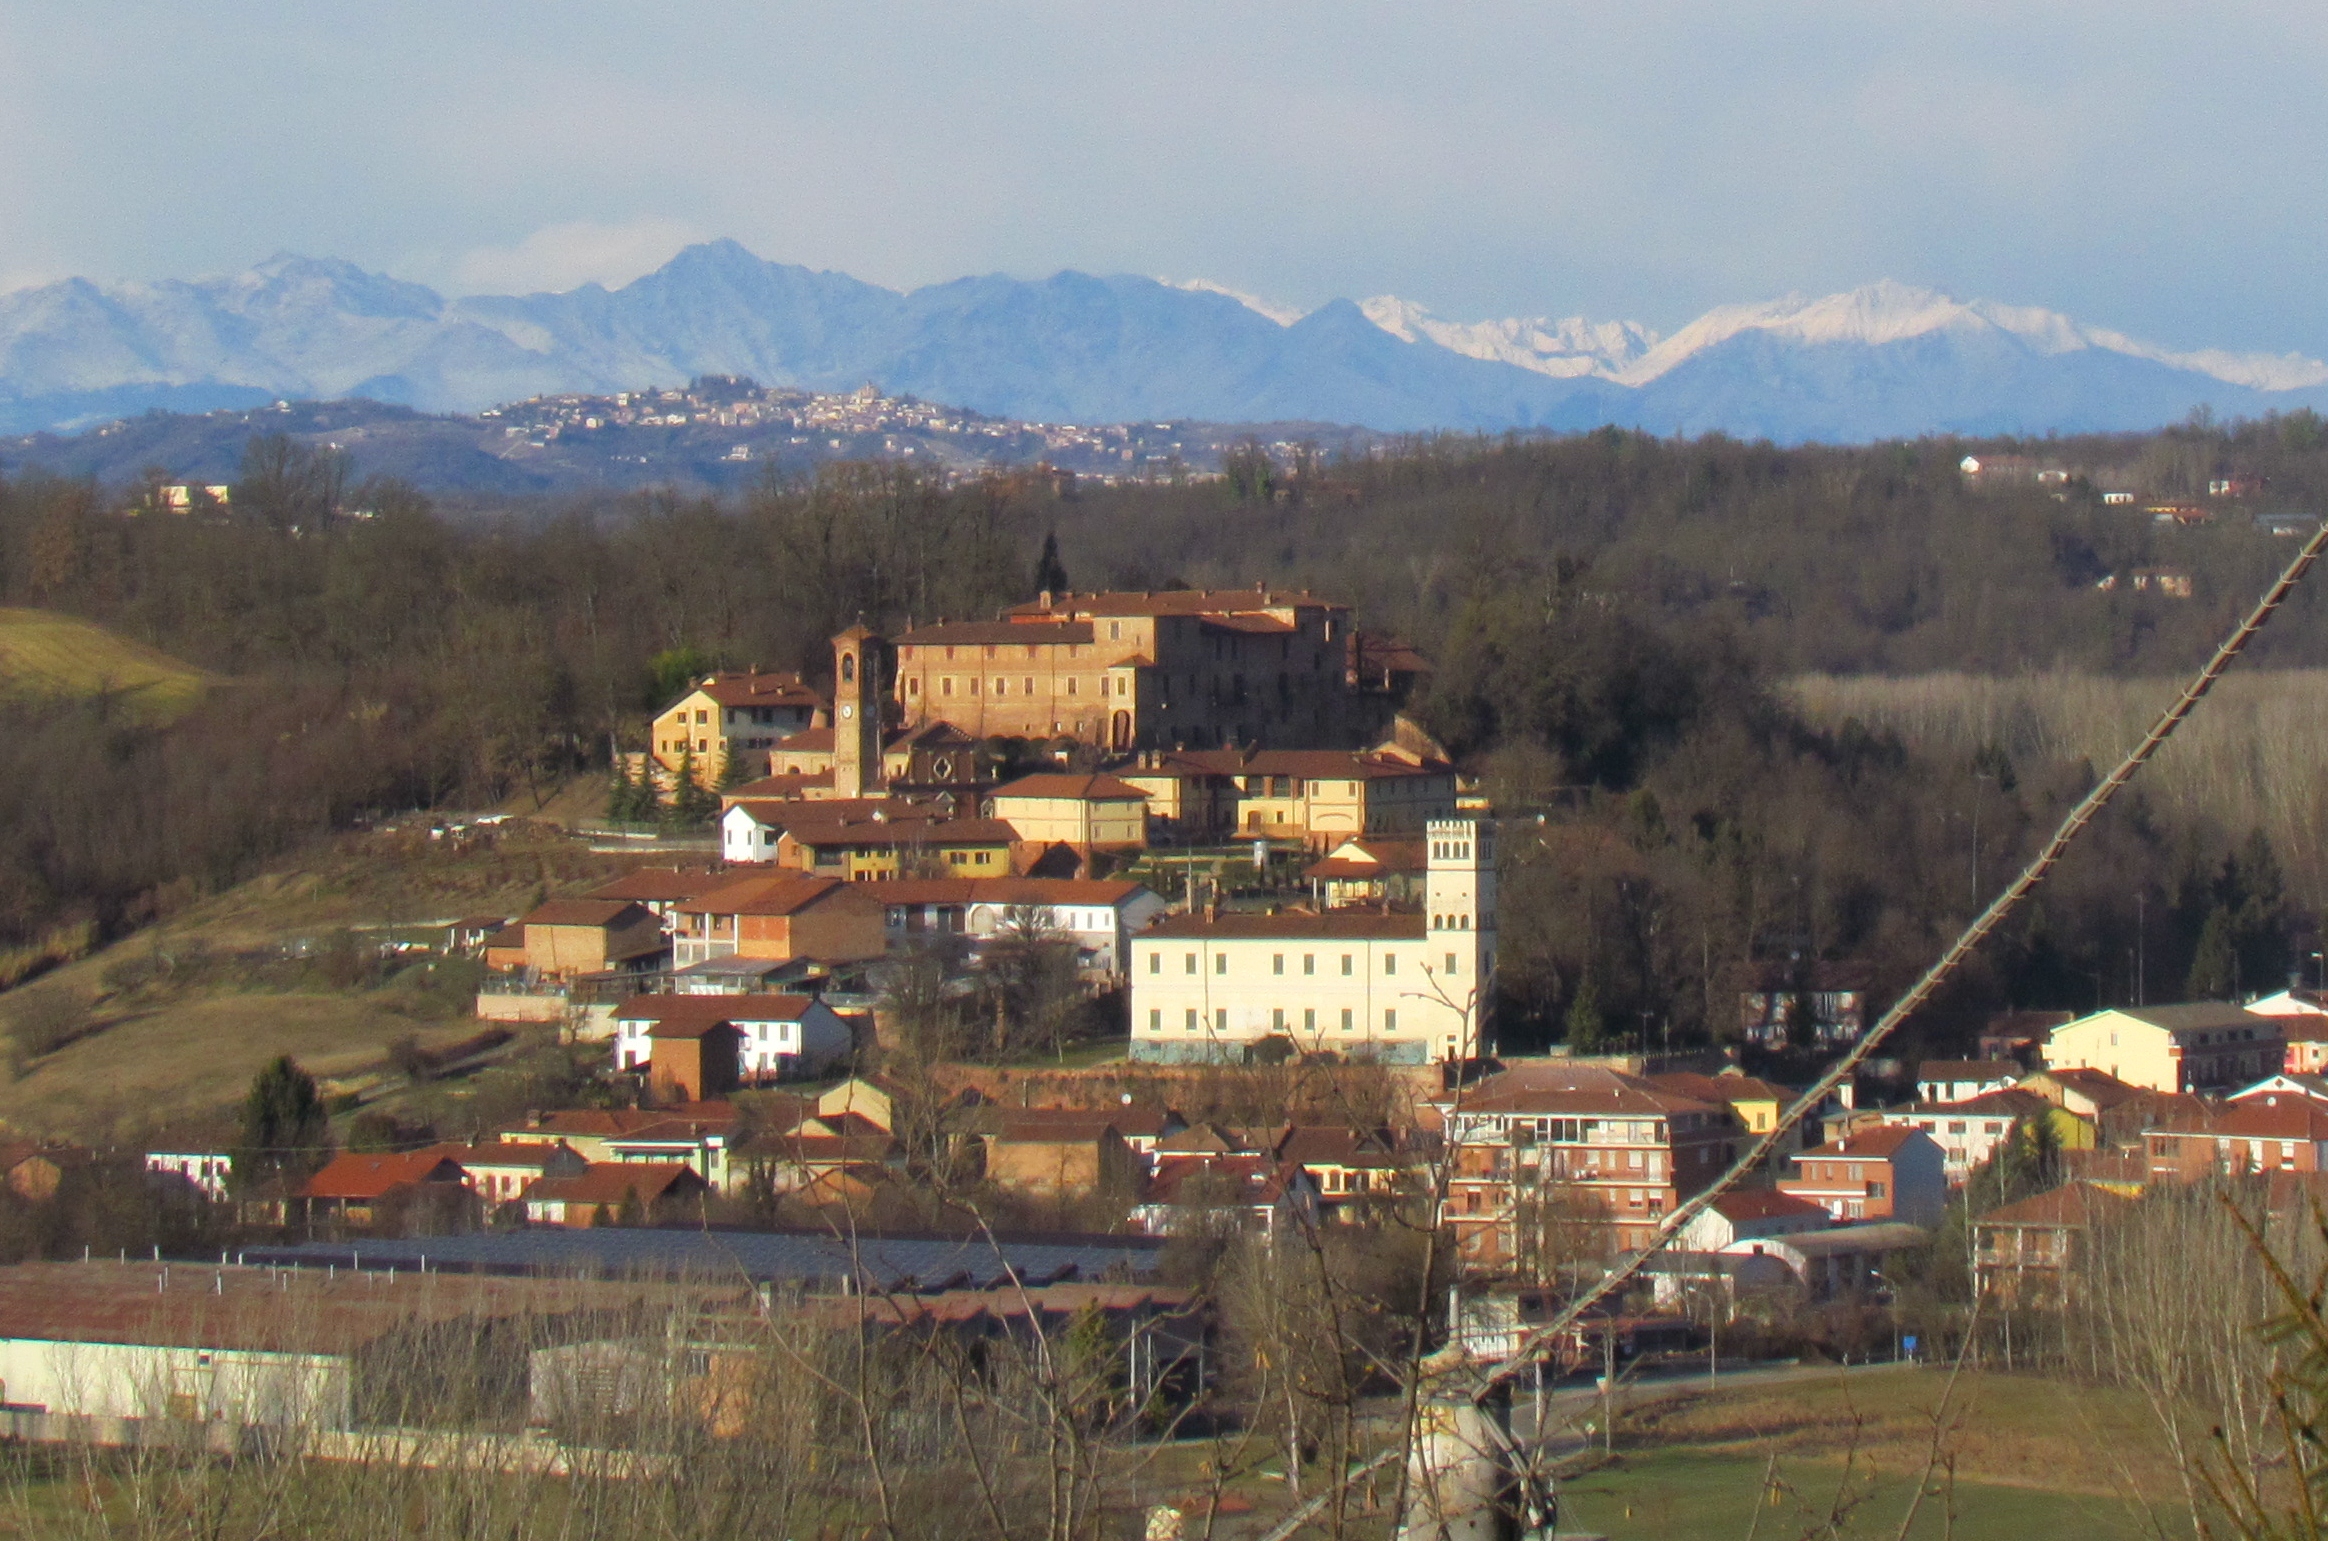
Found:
<box><xmin>1424</xmin><ymin>818</ymin><xmax>1497</xmax><ymax>1060</ymax></box>
<box><xmin>832</xmin><ymin>625</ymin><xmax>888</xmax><ymax>799</ymax></box>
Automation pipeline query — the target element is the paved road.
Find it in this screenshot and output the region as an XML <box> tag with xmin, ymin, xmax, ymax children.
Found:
<box><xmin>1518</xmin><ymin>1356</ymin><xmax>1921</xmax><ymax>1454</ymax></box>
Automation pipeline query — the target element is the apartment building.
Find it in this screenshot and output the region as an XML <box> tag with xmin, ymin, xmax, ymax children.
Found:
<box><xmin>2043</xmin><ymin>1004</ymin><xmax>2284</xmax><ymax>1093</ymax></box>
<box><xmin>1435</xmin><ymin>1063</ymin><xmax>1739</xmax><ymax>1262</ymax></box>
<box><xmin>1127</xmin><ymin>819</ymin><xmax>1494</xmax><ymax>1065</ymax></box>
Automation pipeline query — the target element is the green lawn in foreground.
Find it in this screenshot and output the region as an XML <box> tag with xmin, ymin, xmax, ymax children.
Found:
<box><xmin>1554</xmin><ymin>1447</ymin><xmax>2183</xmax><ymax>1541</ymax></box>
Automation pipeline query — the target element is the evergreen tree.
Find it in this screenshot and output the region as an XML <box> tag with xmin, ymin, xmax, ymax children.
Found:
<box><xmin>1565</xmin><ymin>972</ymin><xmax>1608</xmax><ymax>1053</ymax></box>
<box><xmin>607</xmin><ymin>752</ymin><xmax>644</xmax><ymax>823</ymax></box>
<box><xmin>1032</xmin><ymin>530</ymin><xmax>1070</xmax><ymax>596</ymax></box>
<box><xmin>717</xmin><ymin>743</ymin><xmax>757</xmax><ymax>792</ymax></box>
<box><xmin>234</xmin><ymin>1055</ymin><xmax>330</xmax><ymax>1192</ymax></box>
<box><xmin>2188</xmin><ymin>905</ymin><xmax>2240</xmax><ymax>999</ymax></box>
<box><xmin>669</xmin><ymin>743</ymin><xmax>718</xmax><ymax>826</ymax></box>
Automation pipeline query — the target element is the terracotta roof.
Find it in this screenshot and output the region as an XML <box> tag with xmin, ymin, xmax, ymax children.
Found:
<box><xmin>1647</xmin><ymin>1071</ymin><xmax>1794</xmax><ymax>1107</ymax></box>
<box><xmin>0</xmin><ymin>1263</ymin><xmax>726</xmax><ymax>1357</ymax></box>
<box><xmin>1142</xmin><ymin>1154</ymin><xmax>1305</xmax><ymax>1206</ymax></box>
<box><xmin>612</xmin><ymin>993</ymin><xmax>820</xmax><ymax>1029</ymax></box>
<box><xmin>520</xmin><ymin>899</ymin><xmax>654</xmax><ymax>929</ymax></box>
<box><xmin>1800</xmin><ymin>1126</ymin><xmax>1928</xmax><ymax>1159</ymax></box>
<box><xmin>721</xmin><ymin>771</ymin><xmax>836</xmax><ymax>800</ymax></box>
<box><xmin>783</xmin><ymin>815</ymin><xmax>1021</xmax><ymax>848</ymax></box>
<box><xmin>677</xmin><ymin>875</ymin><xmax>856</xmax><ymax>917</ymax></box>
<box><xmin>1239</xmin><ymin>749</ymin><xmax>1450</xmax><ymax>781</ymax></box>
<box><xmin>415</xmin><ymin>1141</ymin><xmax>576</xmax><ymax>1172</ymax></box>
<box><xmin>1458</xmin><ymin>1064</ymin><xmax>1718</xmax><ymax>1119</ymax></box>
<box><xmin>519</xmin><ymin>1103</ymin><xmax>740</xmax><ymax>1139</ymax></box>
<box><xmin>524</xmin><ymin>1163</ymin><xmax>706</xmax><ymax>1208</ymax></box>
<box><xmin>665</xmin><ymin>672</ymin><xmax>823</xmax><ymax>712</ymax></box>
<box><xmin>873</xmin><ymin>876</ymin><xmax>1149</xmax><ymax>906</ymax></box>
<box><xmin>581</xmin><ymin>867</ymin><xmax>725</xmax><ymax>904</ymax></box>
<box><xmin>1142</xmin><ymin>910</ymin><xmax>1425</xmax><ymax>941</ymax></box>
<box><xmin>1709</xmin><ymin>1188</ymin><xmax>1829</xmax><ymax>1222</ymax></box>
<box><xmin>994</xmin><ymin>1118</ymin><xmax>1122</xmax><ymax>1145</ymax></box>
<box><xmin>1904</xmin><ymin>1089</ymin><xmax>2050</xmax><ymax>1118</ymax></box>
<box><xmin>2097</xmin><ymin>1003</ymin><xmax>2279</xmax><ymax>1036</ymax></box>
<box><xmin>1978</xmin><ymin>1182</ymin><xmax>2132</xmax><ymax>1228</ymax></box>
<box><xmin>990</xmin><ymin>773</ymin><xmax>1151</xmax><ymax>802</ymax></box>
<box><xmin>1198</xmin><ymin>613</ymin><xmax>1296</xmax><ymax>635</ymax></box>
<box><xmin>736</xmin><ymin>1131</ymin><xmax>900</xmax><ymax>1164</ymax></box>
<box><xmin>2030</xmin><ymin>1067</ymin><xmax>2146</xmax><ymax>1108</ymax></box>
<box><xmin>299</xmin><ymin>1151</ymin><xmax>468</xmax><ymax>1202</ymax></box>
<box><xmin>2155</xmin><ymin>1094</ymin><xmax>2328</xmax><ymax>1140</ymax></box>
<box><xmin>897</xmin><ymin>619</ymin><xmax>1096</xmax><ymax>646</ymax></box>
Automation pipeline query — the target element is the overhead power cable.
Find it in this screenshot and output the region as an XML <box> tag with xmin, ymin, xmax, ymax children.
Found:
<box><xmin>1473</xmin><ymin>515</ymin><xmax>2328</xmax><ymax>1401</ymax></box>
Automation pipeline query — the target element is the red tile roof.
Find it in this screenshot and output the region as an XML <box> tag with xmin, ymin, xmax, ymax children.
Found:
<box><xmin>1977</xmin><ymin>1182</ymin><xmax>2132</xmax><ymax>1228</ymax></box>
<box><xmin>299</xmin><ymin>1151</ymin><xmax>469</xmax><ymax>1202</ymax></box>
<box><xmin>990</xmin><ymin>773</ymin><xmax>1151</xmax><ymax>802</ymax></box>
<box><xmin>520</xmin><ymin>899</ymin><xmax>655</xmax><ymax>929</ymax></box>
<box><xmin>677</xmin><ymin>875</ymin><xmax>856</xmax><ymax>917</ymax></box>
<box><xmin>668</xmin><ymin>671</ymin><xmax>824</xmax><ymax>712</ymax></box>
<box><xmin>612</xmin><ymin>993</ymin><xmax>819</xmax><ymax>1029</ymax></box>
<box><xmin>1800</xmin><ymin>1126</ymin><xmax>1928</xmax><ymax>1160</ymax></box>
<box><xmin>871</xmin><ymin>876</ymin><xmax>1150</xmax><ymax>906</ymax></box>
<box><xmin>525</xmin><ymin>1162</ymin><xmax>706</xmax><ymax>1208</ymax></box>
<box><xmin>1142</xmin><ymin>910</ymin><xmax>1425</xmax><ymax>941</ymax></box>
<box><xmin>896</xmin><ymin>619</ymin><xmax>1095</xmax><ymax>646</ymax></box>
<box><xmin>1710</xmin><ymin>1188</ymin><xmax>1829</xmax><ymax>1222</ymax></box>
<box><xmin>581</xmin><ymin>867</ymin><xmax>725</xmax><ymax>904</ymax></box>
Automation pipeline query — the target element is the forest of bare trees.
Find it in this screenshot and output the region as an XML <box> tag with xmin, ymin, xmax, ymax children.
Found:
<box><xmin>6</xmin><ymin>419</ymin><xmax>2328</xmax><ymax>1062</ymax></box>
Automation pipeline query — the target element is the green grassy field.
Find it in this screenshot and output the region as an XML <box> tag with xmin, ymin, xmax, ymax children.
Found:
<box><xmin>1559</xmin><ymin>1368</ymin><xmax>2191</xmax><ymax>1540</ymax></box>
<box><xmin>0</xmin><ymin>606</ymin><xmax>216</xmax><ymax>717</ymax></box>
<box><xmin>1557</xmin><ymin>1446</ymin><xmax>2180</xmax><ymax>1540</ymax></box>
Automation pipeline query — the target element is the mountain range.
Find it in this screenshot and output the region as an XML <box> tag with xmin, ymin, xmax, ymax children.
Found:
<box><xmin>3</xmin><ymin>242</ymin><xmax>2323</xmax><ymax>442</ymax></box>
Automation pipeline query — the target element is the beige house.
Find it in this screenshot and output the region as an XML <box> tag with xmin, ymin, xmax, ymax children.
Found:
<box><xmin>986</xmin><ymin>773</ymin><xmax>1149</xmax><ymax>855</ymax></box>
<box><xmin>2043</xmin><ymin>1004</ymin><xmax>2284</xmax><ymax>1093</ymax></box>
<box><xmin>1129</xmin><ymin>818</ymin><xmax>1494</xmax><ymax>1065</ymax></box>
<box><xmin>1116</xmin><ymin>744</ymin><xmax>1454</xmax><ymax>848</ymax></box>
<box><xmin>493</xmin><ymin>900</ymin><xmax>665</xmax><ymax>977</ymax></box>
<box><xmin>651</xmin><ymin>672</ymin><xmax>825</xmax><ymax>785</ymax></box>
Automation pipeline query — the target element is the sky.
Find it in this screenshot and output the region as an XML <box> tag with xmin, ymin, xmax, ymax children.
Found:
<box><xmin>4</xmin><ymin>2</ymin><xmax>2327</xmax><ymax>351</ymax></box>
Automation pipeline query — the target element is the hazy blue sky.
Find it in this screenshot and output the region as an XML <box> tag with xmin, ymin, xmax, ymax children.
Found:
<box><xmin>5</xmin><ymin>2</ymin><xmax>2325</xmax><ymax>349</ymax></box>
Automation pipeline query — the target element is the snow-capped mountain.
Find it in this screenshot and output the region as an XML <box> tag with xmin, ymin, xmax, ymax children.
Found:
<box><xmin>1358</xmin><ymin>296</ymin><xmax>1656</xmax><ymax>381</ymax></box>
<box><xmin>0</xmin><ymin>246</ymin><xmax>2320</xmax><ymax>442</ymax></box>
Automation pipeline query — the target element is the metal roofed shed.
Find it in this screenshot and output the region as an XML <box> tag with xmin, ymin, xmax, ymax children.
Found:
<box><xmin>0</xmin><ymin>1259</ymin><xmax>741</xmax><ymax>1434</ymax></box>
<box><xmin>243</xmin><ymin>1226</ymin><xmax>1168</xmax><ymax>1294</ymax></box>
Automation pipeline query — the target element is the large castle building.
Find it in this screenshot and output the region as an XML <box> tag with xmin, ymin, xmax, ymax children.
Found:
<box><xmin>892</xmin><ymin>587</ymin><xmax>1358</xmax><ymax>751</ymax></box>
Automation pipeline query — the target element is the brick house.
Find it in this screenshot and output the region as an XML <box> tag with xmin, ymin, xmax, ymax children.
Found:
<box><xmin>493</xmin><ymin>900</ymin><xmax>666</xmax><ymax>977</ymax></box>
<box><xmin>1778</xmin><ymin>1127</ymin><xmax>1946</xmax><ymax>1225</ymax></box>
<box><xmin>670</xmin><ymin>874</ymin><xmax>886</xmax><ymax>966</ymax></box>
<box><xmin>1435</xmin><ymin>1062</ymin><xmax>1738</xmax><ymax>1263</ymax></box>
<box><xmin>1974</xmin><ymin>1182</ymin><xmax>2131</xmax><ymax>1303</ymax></box>
<box><xmin>521</xmin><ymin>1162</ymin><xmax>711</xmax><ymax>1228</ymax></box>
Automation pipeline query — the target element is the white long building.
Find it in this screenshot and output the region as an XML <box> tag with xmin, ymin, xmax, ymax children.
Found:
<box><xmin>1128</xmin><ymin>818</ymin><xmax>1495</xmax><ymax>1065</ymax></box>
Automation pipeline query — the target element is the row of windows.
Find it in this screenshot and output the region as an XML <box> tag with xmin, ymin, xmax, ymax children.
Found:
<box><xmin>1147</xmin><ymin>1007</ymin><xmax>1398</xmax><ymax>1033</ymax></box>
<box><xmin>1150</xmin><ymin>950</ymin><xmax>1464</xmax><ymax>977</ymax></box>
<box><xmin>910</xmin><ymin>675</ymin><xmax>1133</xmax><ymax>700</ymax></box>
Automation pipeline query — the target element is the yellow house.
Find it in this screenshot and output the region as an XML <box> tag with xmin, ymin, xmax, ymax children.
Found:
<box><xmin>653</xmin><ymin>672</ymin><xmax>825</xmax><ymax>786</ymax></box>
<box><xmin>2043</xmin><ymin>1003</ymin><xmax>2283</xmax><ymax>1093</ymax></box>
<box><xmin>775</xmin><ymin>812</ymin><xmax>1021</xmax><ymax>880</ymax></box>
<box><xmin>985</xmin><ymin>773</ymin><xmax>1149</xmax><ymax>852</ymax></box>
<box><xmin>1230</xmin><ymin>747</ymin><xmax>1457</xmax><ymax>849</ymax></box>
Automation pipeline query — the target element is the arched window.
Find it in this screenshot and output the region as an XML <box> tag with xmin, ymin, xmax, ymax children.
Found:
<box><xmin>841</xmin><ymin>653</ymin><xmax>856</xmax><ymax>684</ymax></box>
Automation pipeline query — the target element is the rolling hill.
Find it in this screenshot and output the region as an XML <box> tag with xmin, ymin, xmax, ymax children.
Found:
<box><xmin>0</xmin><ymin>608</ymin><xmax>216</xmax><ymax>718</ymax></box>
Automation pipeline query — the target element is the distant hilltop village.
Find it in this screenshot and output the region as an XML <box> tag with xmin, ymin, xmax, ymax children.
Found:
<box><xmin>471</xmin><ymin>376</ymin><xmax>1366</xmax><ymax>487</ymax></box>
<box><xmin>25</xmin><ymin>376</ymin><xmax>1384</xmax><ymax>496</ymax></box>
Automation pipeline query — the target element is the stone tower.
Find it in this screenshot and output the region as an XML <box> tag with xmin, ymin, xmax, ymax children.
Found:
<box><xmin>832</xmin><ymin>625</ymin><xmax>887</xmax><ymax>800</ymax></box>
<box><xmin>1424</xmin><ymin>818</ymin><xmax>1497</xmax><ymax>1060</ymax></box>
